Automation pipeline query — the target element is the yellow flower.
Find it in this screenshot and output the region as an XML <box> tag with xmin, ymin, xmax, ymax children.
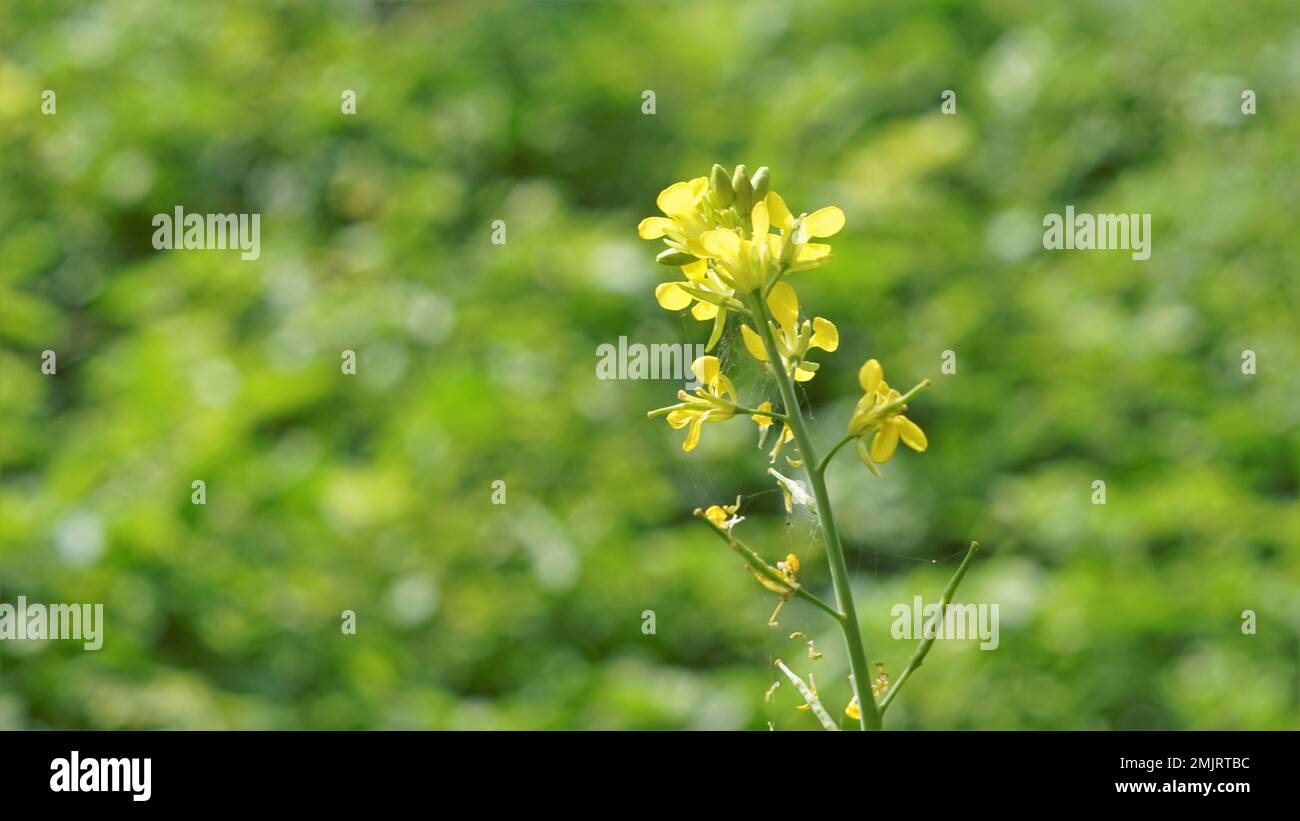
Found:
<box><xmin>647</xmin><ymin>355</ymin><xmax>737</xmax><ymax>452</ymax></box>
<box><xmin>869</xmin><ymin>410</ymin><xmax>928</xmax><ymax>464</ymax></box>
<box><xmin>653</xmin><ymin>259</ymin><xmax>737</xmax><ymax>351</ymax></box>
<box><xmin>696</xmin><ymin>199</ymin><xmax>775</xmax><ymax>293</ymax></box>
<box><xmin>642</xmin><ymin>171</ymin><xmax>845</xmax><ymax>316</ymax></box>
<box><xmin>637</xmin><ymin>177</ymin><xmax>713</xmax><ymax>258</ymax></box>
<box><xmin>763</xmin><ymin>191</ymin><xmax>844</xmax><ymax>272</ymax></box>
<box><xmin>642</xmin><ymin>171</ymin><xmax>743</xmax><ymax>350</ymax></box>
<box><xmin>740</xmin><ymin>282</ymin><xmax>838</xmax><ymax>382</ymax></box>
<box><xmin>848</xmin><ymin>358</ymin><xmax>928</xmax><ymax>470</ymax></box>
<box><xmin>653</xmin><ymin>260</ymin><xmax>732</xmax><ymax>318</ymax></box>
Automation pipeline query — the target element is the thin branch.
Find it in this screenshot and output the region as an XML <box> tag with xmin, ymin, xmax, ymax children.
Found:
<box><xmin>692</xmin><ymin>510</ymin><xmax>844</xmax><ymax>623</ymax></box>
<box><xmin>878</xmin><ymin>541</ymin><xmax>980</xmax><ymax>716</ymax></box>
<box><xmin>815</xmin><ymin>433</ymin><xmax>856</xmax><ymax>475</ymax></box>
<box><xmin>734</xmin><ymin>405</ymin><xmax>789</xmax><ymax>422</ymax></box>
<box><xmin>875</xmin><ymin>378</ymin><xmax>932</xmax><ymax>417</ymax></box>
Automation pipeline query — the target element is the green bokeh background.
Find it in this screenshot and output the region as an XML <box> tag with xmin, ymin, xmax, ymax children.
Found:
<box><xmin>1</xmin><ymin>0</ymin><xmax>1297</xmax><ymax>729</ymax></box>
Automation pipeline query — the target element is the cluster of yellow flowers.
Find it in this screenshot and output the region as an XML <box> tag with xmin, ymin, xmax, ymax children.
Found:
<box><xmin>638</xmin><ymin>164</ymin><xmax>841</xmax><ymax>350</ymax></box>
<box><xmin>643</xmin><ymin>164</ymin><xmax>928</xmax><ymax>469</ymax></box>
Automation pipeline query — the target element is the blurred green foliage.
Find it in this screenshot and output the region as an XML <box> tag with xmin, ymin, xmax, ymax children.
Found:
<box><xmin>1</xmin><ymin>0</ymin><xmax>1297</xmax><ymax>729</ymax></box>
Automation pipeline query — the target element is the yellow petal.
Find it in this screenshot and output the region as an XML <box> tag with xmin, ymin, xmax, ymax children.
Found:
<box><xmin>783</xmin><ymin>553</ymin><xmax>800</xmax><ymax>574</ymax></box>
<box><xmin>712</xmin><ymin>373</ymin><xmax>737</xmax><ymax>406</ymax></box>
<box><xmin>803</xmin><ymin>206</ymin><xmax>845</xmax><ymax>237</ymax></box>
<box><xmin>897</xmin><ymin>415</ymin><xmax>928</xmax><ymax>452</ymax></box>
<box><xmin>637</xmin><ymin>217</ymin><xmax>674</xmax><ymax>239</ymax></box>
<box><xmin>655</xmin><ymin>282</ymin><xmax>693</xmax><ymax>310</ymax></box>
<box><xmin>845</xmin><ymin>698</ymin><xmax>861</xmax><ymax>720</ymax></box>
<box><xmin>765</xmin><ymin>191</ymin><xmax>793</xmax><ymax>229</ymax></box>
<box><xmin>728</xmin><ymin>240</ymin><xmax>761</xmax><ymax>291</ymax></box>
<box><xmin>657</xmin><ymin>181</ymin><xmax>699</xmax><ymax>217</ymax></box>
<box><xmin>870</xmin><ymin>422</ymin><xmax>899</xmax><ymax>463</ymax></box>
<box><xmin>796</xmin><ymin>243</ymin><xmax>832</xmax><ymax>261</ymax></box>
<box><xmin>691</xmin><ymin>355</ymin><xmax>720</xmax><ymax>386</ymax></box>
<box><xmin>751</xmin><ymin>401</ymin><xmax>773</xmax><ymax>426</ymax></box>
<box><xmin>666</xmin><ymin>410</ymin><xmax>692</xmax><ymax>430</ymax></box>
<box><xmin>681</xmin><ymin>258</ymin><xmax>708</xmax><ymax>281</ymax></box>
<box><xmin>682</xmin><ymin>415</ymin><xmax>704</xmax><ymax>452</ymax></box>
<box><xmin>766</xmin><ymin>282</ymin><xmax>799</xmax><ymax>332</ymax></box>
<box><xmin>751</xmin><ymin>200</ymin><xmax>769</xmax><ymax>238</ymax></box>
<box><xmin>740</xmin><ymin>324</ymin><xmax>768</xmax><ymax>361</ymax></box>
<box><xmin>794</xmin><ymin>366</ymin><xmax>816</xmax><ymax>382</ymax></box>
<box><xmin>859</xmin><ymin>359</ymin><xmax>884</xmax><ymax>393</ymax></box>
<box><xmin>691</xmin><ymin>300</ymin><xmax>719</xmax><ymax>320</ymax></box>
<box><xmin>810</xmin><ymin>317</ymin><xmax>839</xmax><ymax>351</ymax></box>
<box><xmin>700</xmin><ymin>228</ymin><xmax>742</xmax><ymax>260</ymax></box>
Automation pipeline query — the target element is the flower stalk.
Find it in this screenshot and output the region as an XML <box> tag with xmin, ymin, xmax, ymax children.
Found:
<box><xmin>748</xmin><ymin>288</ymin><xmax>881</xmax><ymax>730</ymax></box>
<box><xmin>640</xmin><ymin>164</ymin><xmax>978</xmax><ymax>729</ymax></box>
<box><xmin>878</xmin><ymin>541</ymin><xmax>980</xmax><ymax>715</ymax></box>
<box><xmin>694</xmin><ymin>509</ymin><xmax>843</xmax><ymax>623</ymax></box>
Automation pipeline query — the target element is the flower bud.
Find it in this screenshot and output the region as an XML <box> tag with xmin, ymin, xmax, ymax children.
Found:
<box><xmin>710</xmin><ymin>164</ymin><xmax>734</xmax><ymax>208</ymax></box>
<box><xmin>656</xmin><ymin>248</ymin><xmax>698</xmax><ymax>266</ymax></box>
<box><xmin>732</xmin><ymin>164</ymin><xmax>753</xmax><ymax>214</ymax></box>
<box><xmin>750</xmin><ymin>166</ymin><xmax>770</xmax><ymax>202</ymax></box>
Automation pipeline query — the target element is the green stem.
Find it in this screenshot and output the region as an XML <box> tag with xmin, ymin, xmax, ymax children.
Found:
<box><xmin>693</xmin><ymin>511</ymin><xmax>843</xmax><ymax>623</ymax></box>
<box><xmin>734</xmin><ymin>405</ymin><xmax>788</xmax><ymax>422</ymax></box>
<box><xmin>878</xmin><ymin>541</ymin><xmax>980</xmax><ymax>716</ymax></box>
<box><xmin>748</xmin><ymin>291</ymin><xmax>882</xmax><ymax>731</ymax></box>
<box><xmin>816</xmin><ymin>433</ymin><xmax>856</xmax><ymax>475</ymax></box>
<box><xmin>646</xmin><ymin>404</ymin><xmax>787</xmax><ymax>422</ymax></box>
